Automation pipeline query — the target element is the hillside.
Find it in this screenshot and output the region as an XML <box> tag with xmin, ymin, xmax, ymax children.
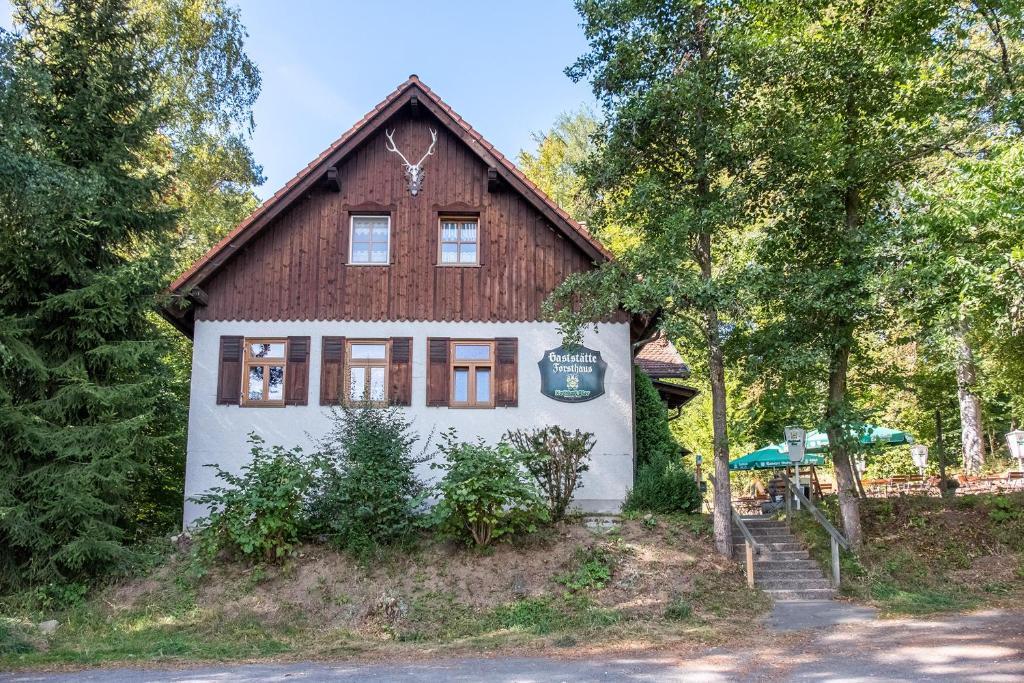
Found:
<box><xmin>792</xmin><ymin>492</ymin><xmax>1024</xmax><ymax>614</ymax></box>
<box><xmin>0</xmin><ymin>515</ymin><xmax>769</xmax><ymax>669</ymax></box>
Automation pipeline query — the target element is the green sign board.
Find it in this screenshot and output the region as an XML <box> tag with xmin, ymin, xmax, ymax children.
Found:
<box><xmin>538</xmin><ymin>345</ymin><xmax>607</xmax><ymax>403</ymax></box>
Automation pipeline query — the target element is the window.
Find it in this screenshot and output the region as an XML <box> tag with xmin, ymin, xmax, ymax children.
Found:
<box><xmin>438</xmin><ymin>217</ymin><xmax>478</xmax><ymax>265</ymax></box>
<box><xmin>242</xmin><ymin>339</ymin><xmax>287</xmax><ymax>406</ymax></box>
<box><xmin>346</xmin><ymin>340</ymin><xmax>389</xmax><ymax>405</ymax></box>
<box><xmin>450</xmin><ymin>341</ymin><xmax>493</xmax><ymax>407</ymax></box>
<box><xmin>350</xmin><ymin>215</ymin><xmax>390</xmax><ymax>265</ymax></box>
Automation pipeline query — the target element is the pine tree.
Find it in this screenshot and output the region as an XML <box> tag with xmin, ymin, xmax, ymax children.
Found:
<box><xmin>0</xmin><ymin>0</ymin><xmax>176</xmax><ymax>588</ymax></box>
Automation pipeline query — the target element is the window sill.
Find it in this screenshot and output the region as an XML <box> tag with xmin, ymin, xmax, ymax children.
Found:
<box><xmin>436</xmin><ymin>263</ymin><xmax>482</xmax><ymax>268</ymax></box>
<box><xmin>239</xmin><ymin>401</ymin><xmax>287</xmax><ymax>408</ymax></box>
<box><xmin>347</xmin><ymin>262</ymin><xmax>392</xmax><ymax>267</ymax></box>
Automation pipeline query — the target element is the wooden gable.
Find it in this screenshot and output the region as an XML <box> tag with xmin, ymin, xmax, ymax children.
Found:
<box><xmin>165</xmin><ymin>77</ymin><xmax>611</xmax><ymax>334</ymax></box>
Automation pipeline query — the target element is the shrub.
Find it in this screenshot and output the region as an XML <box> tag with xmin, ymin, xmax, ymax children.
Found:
<box><xmin>627</xmin><ymin>368</ymin><xmax>701</xmax><ymax>513</ymax></box>
<box><xmin>625</xmin><ymin>451</ymin><xmax>701</xmax><ymax>513</ymax></box>
<box><xmin>556</xmin><ymin>546</ymin><xmax>614</xmax><ymax>591</ymax></box>
<box><xmin>431</xmin><ymin>432</ymin><xmax>547</xmax><ymax>546</ymax></box>
<box><xmin>633</xmin><ymin>365</ymin><xmax>678</xmax><ymax>467</ymax></box>
<box><xmin>308</xmin><ymin>406</ymin><xmax>428</xmax><ymax>552</ymax></box>
<box><xmin>505</xmin><ymin>426</ymin><xmax>594</xmax><ymax>521</ymax></box>
<box><xmin>190</xmin><ymin>434</ymin><xmax>314</xmax><ymax>562</ymax></box>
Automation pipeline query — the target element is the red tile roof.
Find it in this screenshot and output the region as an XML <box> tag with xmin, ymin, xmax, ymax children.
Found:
<box><xmin>170</xmin><ymin>75</ymin><xmax>611</xmax><ymax>294</ymax></box>
<box><xmin>635</xmin><ymin>335</ymin><xmax>691</xmax><ymax>379</ymax></box>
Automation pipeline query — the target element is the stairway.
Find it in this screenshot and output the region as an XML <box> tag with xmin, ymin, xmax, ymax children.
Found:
<box><xmin>733</xmin><ymin>516</ymin><xmax>835</xmax><ymax>601</ymax></box>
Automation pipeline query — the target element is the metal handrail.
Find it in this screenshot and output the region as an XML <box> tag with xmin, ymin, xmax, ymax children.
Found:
<box><xmin>781</xmin><ymin>473</ymin><xmax>849</xmax><ymax>588</ymax></box>
<box><xmin>709</xmin><ymin>474</ymin><xmax>760</xmax><ymax>588</ymax></box>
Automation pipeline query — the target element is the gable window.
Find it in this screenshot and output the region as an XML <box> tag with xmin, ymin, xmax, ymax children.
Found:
<box><xmin>439</xmin><ymin>217</ymin><xmax>478</xmax><ymax>265</ymax></box>
<box><xmin>346</xmin><ymin>340</ymin><xmax>389</xmax><ymax>405</ymax></box>
<box><xmin>242</xmin><ymin>339</ymin><xmax>287</xmax><ymax>406</ymax></box>
<box><xmin>450</xmin><ymin>341</ymin><xmax>493</xmax><ymax>407</ymax></box>
<box><xmin>350</xmin><ymin>215</ymin><xmax>390</xmax><ymax>265</ymax></box>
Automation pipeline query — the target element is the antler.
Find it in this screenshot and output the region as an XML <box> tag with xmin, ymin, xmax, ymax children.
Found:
<box><xmin>415</xmin><ymin>128</ymin><xmax>438</xmax><ymax>167</ymax></box>
<box><xmin>384</xmin><ymin>129</ymin><xmax>413</xmax><ymax>167</ymax></box>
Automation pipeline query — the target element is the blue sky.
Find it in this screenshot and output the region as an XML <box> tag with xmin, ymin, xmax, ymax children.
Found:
<box><xmin>1</xmin><ymin>1</ymin><xmax>596</xmax><ymax>199</ymax></box>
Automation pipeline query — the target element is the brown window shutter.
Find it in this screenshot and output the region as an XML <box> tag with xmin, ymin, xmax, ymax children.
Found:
<box><xmin>216</xmin><ymin>335</ymin><xmax>244</xmax><ymax>405</ymax></box>
<box><xmin>320</xmin><ymin>336</ymin><xmax>346</xmax><ymax>406</ymax></box>
<box><xmin>388</xmin><ymin>337</ymin><xmax>413</xmax><ymax>406</ymax></box>
<box><xmin>495</xmin><ymin>337</ymin><xmax>518</xmax><ymax>407</ymax></box>
<box><xmin>285</xmin><ymin>336</ymin><xmax>311</xmax><ymax>406</ymax></box>
<box><xmin>426</xmin><ymin>337</ymin><xmax>450</xmax><ymax>407</ymax></box>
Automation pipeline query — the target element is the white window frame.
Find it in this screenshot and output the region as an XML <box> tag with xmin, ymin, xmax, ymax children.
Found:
<box><xmin>348</xmin><ymin>214</ymin><xmax>391</xmax><ymax>266</ymax></box>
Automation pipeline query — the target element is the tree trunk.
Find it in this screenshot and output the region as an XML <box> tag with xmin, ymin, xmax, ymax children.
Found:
<box><xmin>696</xmin><ymin>232</ymin><xmax>732</xmax><ymax>557</ymax></box>
<box><xmin>826</xmin><ymin>341</ymin><xmax>863</xmax><ymax>548</ymax></box>
<box><xmin>953</xmin><ymin>316</ymin><xmax>984</xmax><ymax>474</ymax></box>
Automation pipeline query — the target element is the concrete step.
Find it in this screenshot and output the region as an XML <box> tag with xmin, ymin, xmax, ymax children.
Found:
<box><xmin>734</xmin><ymin>543</ymin><xmax>806</xmax><ymax>555</ymax></box>
<box><xmin>757</xmin><ymin>550</ymin><xmax>810</xmax><ymax>561</ymax></box>
<box><xmin>754</xmin><ymin>559</ymin><xmax>821</xmax><ymax>571</ymax></box>
<box><xmin>749</xmin><ymin>534</ymin><xmax>798</xmax><ymax>543</ymax></box>
<box><xmin>757</xmin><ymin>578</ymin><xmax>833</xmax><ymax>591</ymax></box>
<box><xmin>764</xmin><ymin>588</ymin><xmax>836</xmax><ymax>601</ymax></box>
<box><xmin>755</xmin><ymin>568</ymin><xmax>826</xmax><ymax>581</ymax></box>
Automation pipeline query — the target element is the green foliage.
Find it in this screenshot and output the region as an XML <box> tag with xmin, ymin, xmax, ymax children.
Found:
<box><xmin>517</xmin><ymin>108</ymin><xmax>602</xmax><ymax>225</ymax></box>
<box><xmin>626</xmin><ymin>368</ymin><xmax>701</xmax><ymax>513</ymax></box>
<box><xmin>190</xmin><ymin>434</ymin><xmax>314</xmax><ymax>562</ymax></box>
<box><xmin>430</xmin><ymin>432</ymin><xmax>548</xmax><ymax>546</ymax></box>
<box><xmin>625</xmin><ymin>452</ymin><xmax>702</xmax><ymax>514</ymax></box>
<box><xmin>633</xmin><ymin>366</ymin><xmax>680</xmax><ymax>467</ymax></box>
<box><xmin>663</xmin><ymin>595</ymin><xmax>693</xmax><ymax>621</ymax></box>
<box><xmin>556</xmin><ymin>546</ymin><xmax>614</xmax><ymax>592</ymax></box>
<box><xmin>307</xmin><ymin>406</ymin><xmax>429</xmax><ymax>553</ymax></box>
<box><xmin>0</xmin><ymin>0</ymin><xmax>179</xmax><ymax>590</ymax></box>
<box><xmin>0</xmin><ymin>621</ymin><xmax>34</xmax><ymax>656</ymax></box>
<box><xmin>504</xmin><ymin>425</ymin><xmax>594</xmax><ymax>521</ymax></box>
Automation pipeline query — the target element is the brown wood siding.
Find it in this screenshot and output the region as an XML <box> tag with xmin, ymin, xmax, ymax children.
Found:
<box><xmin>196</xmin><ymin>110</ymin><xmax>596</xmax><ymax>323</ymax></box>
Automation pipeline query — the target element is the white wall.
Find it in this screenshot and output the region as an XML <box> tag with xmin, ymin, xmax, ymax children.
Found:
<box><xmin>183</xmin><ymin>320</ymin><xmax>635</xmax><ymax>526</ymax></box>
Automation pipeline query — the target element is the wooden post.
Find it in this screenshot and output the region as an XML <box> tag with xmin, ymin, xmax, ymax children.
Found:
<box><xmin>785</xmin><ymin>479</ymin><xmax>792</xmax><ymax>522</ymax></box>
<box><xmin>745</xmin><ymin>541</ymin><xmax>755</xmax><ymax>588</ymax></box>
<box><xmin>831</xmin><ymin>536</ymin><xmax>841</xmax><ymax>588</ymax></box>
<box><xmin>936</xmin><ymin>408</ymin><xmax>950</xmax><ymax>498</ymax></box>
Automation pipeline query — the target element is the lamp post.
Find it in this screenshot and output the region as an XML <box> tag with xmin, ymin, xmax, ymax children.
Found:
<box><xmin>785</xmin><ymin>426</ymin><xmax>807</xmax><ymax>510</ymax></box>
<box><xmin>1007</xmin><ymin>429</ymin><xmax>1024</xmax><ymax>472</ymax></box>
<box><xmin>910</xmin><ymin>444</ymin><xmax>929</xmax><ymax>479</ymax></box>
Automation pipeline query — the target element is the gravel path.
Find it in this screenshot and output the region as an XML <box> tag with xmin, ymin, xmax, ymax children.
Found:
<box><xmin>2</xmin><ymin>608</ymin><xmax>1021</xmax><ymax>682</ymax></box>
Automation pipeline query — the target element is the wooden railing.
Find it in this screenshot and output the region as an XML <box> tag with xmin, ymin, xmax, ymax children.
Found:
<box><xmin>709</xmin><ymin>474</ymin><xmax>761</xmax><ymax>588</ymax></box>
<box><xmin>782</xmin><ymin>473</ymin><xmax>850</xmax><ymax>588</ymax></box>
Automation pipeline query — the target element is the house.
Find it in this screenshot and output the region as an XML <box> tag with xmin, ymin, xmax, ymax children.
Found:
<box><xmin>164</xmin><ymin>76</ymin><xmax>694</xmax><ymax>526</ymax></box>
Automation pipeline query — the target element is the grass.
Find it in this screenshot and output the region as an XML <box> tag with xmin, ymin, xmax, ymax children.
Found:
<box><xmin>788</xmin><ymin>491</ymin><xmax>1024</xmax><ymax>616</ymax></box>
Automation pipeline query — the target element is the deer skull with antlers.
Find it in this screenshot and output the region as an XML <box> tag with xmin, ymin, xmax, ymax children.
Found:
<box><xmin>385</xmin><ymin>128</ymin><xmax>437</xmax><ymax>196</ymax></box>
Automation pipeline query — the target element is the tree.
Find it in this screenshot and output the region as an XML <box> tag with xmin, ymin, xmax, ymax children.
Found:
<box><xmin>743</xmin><ymin>0</ymin><xmax>968</xmax><ymax>546</ymax></box>
<box><xmin>0</xmin><ymin>0</ymin><xmax>178</xmax><ymax>587</ymax></box>
<box><xmin>517</xmin><ymin>108</ymin><xmax>601</xmax><ymax>226</ymax></box>
<box><xmin>549</xmin><ymin>0</ymin><xmax>755</xmax><ymax>555</ymax></box>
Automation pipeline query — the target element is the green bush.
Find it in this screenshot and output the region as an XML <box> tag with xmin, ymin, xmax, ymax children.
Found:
<box><xmin>626</xmin><ymin>368</ymin><xmax>701</xmax><ymax>513</ymax></box>
<box><xmin>556</xmin><ymin>546</ymin><xmax>614</xmax><ymax>591</ymax></box>
<box><xmin>308</xmin><ymin>406</ymin><xmax>428</xmax><ymax>552</ymax></box>
<box><xmin>505</xmin><ymin>426</ymin><xmax>594</xmax><ymax>521</ymax></box>
<box><xmin>633</xmin><ymin>365</ymin><xmax>678</xmax><ymax>467</ymax></box>
<box><xmin>431</xmin><ymin>432</ymin><xmax>547</xmax><ymax>546</ymax></box>
<box><xmin>190</xmin><ymin>434</ymin><xmax>314</xmax><ymax>562</ymax></box>
<box><xmin>625</xmin><ymin>452</ymin><xmax>701</xmax><ymax>513</ymax></box>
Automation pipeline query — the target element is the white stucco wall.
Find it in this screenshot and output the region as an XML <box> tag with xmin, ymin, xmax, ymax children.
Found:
<box><xmin>183</xmin><ymin>320</ymin><xmax>635</xmax><ymax>527</ymax></box>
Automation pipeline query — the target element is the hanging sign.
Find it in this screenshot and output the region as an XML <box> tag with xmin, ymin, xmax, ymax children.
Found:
<box><xmin>538</xmin><ymin>345</ymin><xmax>607</xmax><ymax>403</ymax></box>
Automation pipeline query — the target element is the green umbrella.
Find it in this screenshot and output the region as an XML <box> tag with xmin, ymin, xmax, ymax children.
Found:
<box><xmin>729</xmin><ymin>445</ymin><xmax>826</xmax><ymax>471</ymax></box>
<box><xmin>803</xmin><ymin>425</ymin><xmax>915</xmax><ymax>452</ymax></box>
<box><xmin>729</xmin><ymin>424</ymin><xmax>914</xmax><ymax>471</ymax></box>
